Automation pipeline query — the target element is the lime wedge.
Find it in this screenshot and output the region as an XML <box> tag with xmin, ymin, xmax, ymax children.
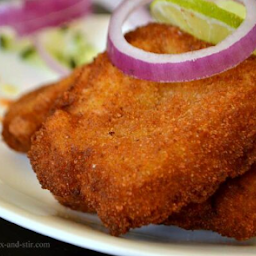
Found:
<box><xmin>216</xmin><ymin>0</ymin><xmax>246</xmax><ymax>19</ymax></box>
<box><xmin>150</xmin><ymin>0</ymin><xmax>243</xmax><ymax>45</ymax></box>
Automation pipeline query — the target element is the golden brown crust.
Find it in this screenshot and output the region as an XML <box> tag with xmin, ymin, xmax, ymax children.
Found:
<box><xmin>55</xmin><ymin>195</ymin><xmax>95</xmax><ymax>213</ymax></box>
<box><xmin>2</xmin><ymin>69</ymin><xmax>82</xmax><ymax>152</ymax></box>
<box><xmin>165</xmin><ymin>164</ymin><xmax>256</xmax><ymax>241</ymax></box>
<box><xmin>29</xmin><ymin>23</ymin><xmax>256</xmax><ymax>236</ymax></box>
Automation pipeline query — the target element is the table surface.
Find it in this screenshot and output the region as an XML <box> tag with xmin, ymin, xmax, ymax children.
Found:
<box><xmin>0</xmin><ymin>218</ymin><xmax>109</xmax><ymax>256</ymax></box>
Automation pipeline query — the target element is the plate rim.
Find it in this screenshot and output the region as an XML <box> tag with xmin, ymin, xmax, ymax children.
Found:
<box><xmin>0</xmin><ymin>196</ymin><xmax>255</xmax><ymax>256</ymax></box>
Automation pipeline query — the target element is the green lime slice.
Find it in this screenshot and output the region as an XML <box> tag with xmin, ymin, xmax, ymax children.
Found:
<box><xmin>216</xmin><ymin>0</ymin><xmax>246</xmax><ymax>19</ymax></box>
<box><xmin>150</xmin><ymin>0</ymin><xmax>244</xmax><ymax>45</ymax></box>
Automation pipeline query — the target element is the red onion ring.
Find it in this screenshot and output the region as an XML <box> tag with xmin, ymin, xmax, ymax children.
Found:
<box><xmin>93</xmin><ymin>0</ymin><xmax>152</xmax><ymax>28</ymax></box>
<box><xmin>33</xmin><ymin>0</ymin><xmax>150</xmax><ymax>76</ymax></box>
<box><xmin>0</xmin><ymin>0</ymin><xmax>92</xmax><ymax>36</ymax></box>
<box><xmin>107</xmin><ymin>0</ymin><xmax>256</xmax><ymax>82</ymax></box>
<box><xmin>2</xmin><ymin>0</ymin><xmax>92</xmax><ymax>76</ymax></box>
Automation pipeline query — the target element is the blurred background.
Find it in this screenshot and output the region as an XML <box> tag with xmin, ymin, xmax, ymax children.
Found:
<box><xmin>0</xmin><ymin>0</ymin><xmax>151</xmax><ymax>118</ymax></box>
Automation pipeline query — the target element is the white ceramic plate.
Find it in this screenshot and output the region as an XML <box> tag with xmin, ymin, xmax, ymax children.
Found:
<box><xmin>0</xmin><ymin>14</ymin><xmax>255</xmax><ymax>256</ymax></box>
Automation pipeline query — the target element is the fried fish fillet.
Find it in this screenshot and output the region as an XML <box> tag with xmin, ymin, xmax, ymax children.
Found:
<box><xmin>165</xmin><ymin>164</ymin><xmax>256</xmax><ymax>241</ymax></box>
<box><xmin>2</xmin><ymin>69</ymin><xmax>82</xmax><ymax>152</ymax></box>
<box><xmin>29</xmin><ymin>23</ymin><xmax>256</xmax><ymax>236</ymax></box>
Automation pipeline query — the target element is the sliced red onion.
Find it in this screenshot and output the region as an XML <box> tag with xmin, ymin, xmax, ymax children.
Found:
<box><xmin>0</xmin><ymin>0</ymin><xmax>91</xmax><ymax>76</ymax></box>
<box><xmin>107</xmin><ymin>0</ymin><xmax>256</xmax><ymax>82</ymax></box>
<box><xmin>93</xmin><ymin>0</ymin><xmax>152</xmax><ymax>28</ymax></box>
<box><xmin>0</xmin><ymin>0</ymin><xmax>92</xmax><ymax>36</ymax></box>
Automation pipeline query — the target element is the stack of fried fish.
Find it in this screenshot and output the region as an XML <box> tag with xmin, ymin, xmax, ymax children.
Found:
<box><xmin>2</xmin><ymin>24</ymin><xmax>256</xmax><ymax>240</ymax></box>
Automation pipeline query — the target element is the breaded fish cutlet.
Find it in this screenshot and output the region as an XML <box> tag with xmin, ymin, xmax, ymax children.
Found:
<box><xmin>29</xmin><ymin>23</ymin><xmax>256</xmax><ymax>236</ymax></box>
<box><xmin>2</xmin><ymin>69</ymin><xmax>82</xmax><ymax>152</ymax></box>
<box><xmin>164</xmin><ymin>164</ymin><xmax>256</xmax><ymax>241</ymax></box>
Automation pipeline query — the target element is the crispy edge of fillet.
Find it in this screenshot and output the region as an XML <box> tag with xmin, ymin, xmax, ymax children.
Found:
<box><xmin>2</xmin><ymin>69</ymin><xmax>82</xmax><ymax>152</ymax></box>
<box><xmin>29</xmin><ymin>23</ymin><xmax>256</xmax><ymax>235</ymax></box>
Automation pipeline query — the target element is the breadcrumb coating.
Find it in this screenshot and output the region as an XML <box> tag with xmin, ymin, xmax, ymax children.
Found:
<box><xmin>2</xmin><ymin>69</ymin><xmax>82</xmax><ymax>152</ymax></box>
<box><xmin>29</xmin><ymin>23</ymin><xmax>256</xmax><ymax>236</ymax></box>
<box><xmin>165</xmin><ymin>164</ymin><xmax>256</xmax><ymax>241</ymax></box>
